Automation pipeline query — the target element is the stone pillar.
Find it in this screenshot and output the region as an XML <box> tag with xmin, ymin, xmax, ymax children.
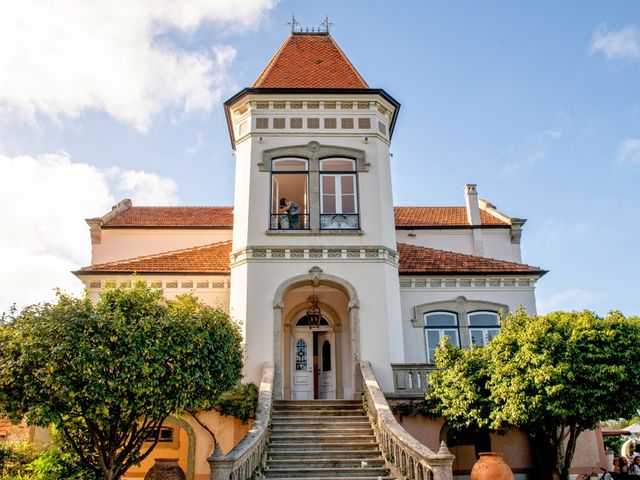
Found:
<box><xmin>429</xmin><ymin>441</ymin><xmax>455</xmax><ymax>480</ymax></box>
<box><xmin>349</xmin><ymin>303</ymin><xmax>361</xmax><ymax>398</ymax></box>
<box><xmin>273</xmin><ymin>302</ymin><xmax>284</xmax><ymax>400</ymax></box>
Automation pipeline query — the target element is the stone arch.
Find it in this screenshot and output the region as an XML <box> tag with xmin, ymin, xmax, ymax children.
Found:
<box><xmin>273</xmin><ymin>266</ymin><xmax>360</xmax><ymax>399</ymax></box>
<box><xmin>165</xmin><ymin>416</ymin><xmax>196</xmax><ymax>480</ymax></box>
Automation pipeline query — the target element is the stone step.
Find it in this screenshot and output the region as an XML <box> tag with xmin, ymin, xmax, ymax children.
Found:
<box><xmin>263</xmin><ymin>467</ymin><xmax>390</xmax><ymax>478</ymax></box>
<box><xmin>272</xmin><ymin>409</ymin><xmax>365</xmax><ymax>417</ymax></box>
<box><xmin>268</xmin><ymin>443</ymin><xmax>380</xmax><ymax>452</ymax></box>
<box><xmin>273</xmin><ymin>400</ymin><xmax>361</xmax><ymax>406</ymax></box>
<box><xmin>263</xmin><ymin>477</ymin><xmax>395</xmax><ymax>480</ymax></box>
<box><xmin>271</xmin><ymin>421</ymin><xmax>370</xmax><ymax>429</ymax></box>
<box><xmin>266</xmin><ymin>458</ymin><xmax>385</xmax><ymax>468</ymax></box>
<box><xmin>270</xmin><ymin>428</ymin><xmax>373</xmax><ymax>437</ymax></box>
<box><xmin>269</xmin><ymin>435</ymin><xmax>377</xmax><ymax>443</ymax></box>
<box><xmin>271</xmin><ymin>415</ymin><xmax>369</xmax><ymax>422</ymax></box>
<box><xmin>267</xmin><ymin>447</ymin><xmax>382</xmax><ymax>462</ymax></box>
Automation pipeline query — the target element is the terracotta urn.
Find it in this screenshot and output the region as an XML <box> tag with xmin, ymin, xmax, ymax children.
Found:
<box><xmin>470</xmin><ymin>452</ymin><xmax>514</xmax><ymax>480</ymax></box>
<box><xmin>144</xmin><ymin>459</ymin><xmax>186</xmax><ymax>480</ymax></box>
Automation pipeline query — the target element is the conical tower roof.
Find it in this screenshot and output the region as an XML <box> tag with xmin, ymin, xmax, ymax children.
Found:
<box><xmin>253</xmin><ymin>33</ymin><xmax>368</xmax><ymax>89</ymax></box>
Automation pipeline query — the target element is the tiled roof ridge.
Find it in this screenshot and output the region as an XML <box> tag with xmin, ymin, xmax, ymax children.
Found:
<box><xmin>78</xmin><ymin>240</ymin><xmax>232</xmax><ymax>272</ymax></box>
<box><xmin>116</xmin><ymin>205</ymin><xmax>232</xmax><ymax>209</ymax></box>
<box><xmin>396</xmin><ymin>242</ymin><xmax>545</xmax><ymax>274</ymax></box>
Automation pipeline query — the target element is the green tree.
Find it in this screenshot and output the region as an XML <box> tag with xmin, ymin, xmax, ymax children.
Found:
<box><xmin>428</xmin><ymin>309</ymin><xmax>640</xmax><ymax>480</ymax></box>
<box><xmin>0</xmin><ymin>282</ymin><xmax>244</xmax><ymax>480</ymax></box>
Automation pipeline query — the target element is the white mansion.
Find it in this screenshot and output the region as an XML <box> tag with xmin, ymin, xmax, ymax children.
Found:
<box><xmin>73</xmin><ymin>31</ymin><xmax>605</xmax><ymax>480</ymax></box>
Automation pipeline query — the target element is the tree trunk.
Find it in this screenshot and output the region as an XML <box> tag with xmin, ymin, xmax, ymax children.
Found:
<box><xmin>529</xmin><ymin>433</ymin><xmax>566</xmax><ymax>480</ymax></box>
<box><xmin>561</xmin><ymin>425</ymin><xmax>581</xmax><ymax>480</ymax></box>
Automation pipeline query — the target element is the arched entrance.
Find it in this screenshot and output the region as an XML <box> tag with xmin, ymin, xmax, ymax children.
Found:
<box><xmin>273</xmin><ymin>267</ymin><xmax>360</xmax><ymax>400</ymax></box>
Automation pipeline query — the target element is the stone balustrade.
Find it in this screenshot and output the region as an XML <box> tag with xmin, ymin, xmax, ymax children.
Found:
<box><xmin>208</xmin><ymin>362</ymin><xmax>273</xmax><ymax>480</ymax></box>
<box><xmin>360</xmin><ymin>361</ymin><xmax>454</xmax><ymax>480</ymax></box>
<box><xmin>391</xmin><ymin>363</ymin><xmax>434</xmax><ymax>395</ymax></box>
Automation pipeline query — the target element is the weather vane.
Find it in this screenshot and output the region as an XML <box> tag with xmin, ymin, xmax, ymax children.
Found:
<box><xmin>287</xmin><ymin>14</ymin><xmax>300</xmax><ymax>33</ymax></box>
<box><xmin>321</xmin><ymin>15</ymin><xmax>333</xmax><ymax>33</ymax></box>
<box><xmin>286</xmin><ymin>15</ymin><xmax>333</xmax><ymax>34</ymax></box>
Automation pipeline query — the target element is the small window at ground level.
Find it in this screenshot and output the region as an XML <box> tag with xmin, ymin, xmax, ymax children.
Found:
<box><xmin>145</xmin><ymin>427</ymin><xmax>174</xmax><ymax>443</ymax></box>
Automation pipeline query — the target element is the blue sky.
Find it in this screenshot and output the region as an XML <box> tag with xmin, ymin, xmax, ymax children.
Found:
<box><xmin>1</xmin><ymin>1</ymin><xmax>638</xmax><ymax>315</ymax></box>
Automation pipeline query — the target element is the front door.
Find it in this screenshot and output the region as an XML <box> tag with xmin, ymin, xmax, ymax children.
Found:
<box><xmin>291</xmin><ymin>330</ymin><xmax>313</xmax><ymax>400</ymax></box>
<box><xmin>317</xmin><ymin>332</ymin><xmax>336</xmax><ymax>400</ymax></box>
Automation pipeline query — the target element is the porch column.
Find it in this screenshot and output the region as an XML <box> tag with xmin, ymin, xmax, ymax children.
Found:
<box><xmin>273</xmin><ymin>302</ymin><xmax>284</xmax><ymax>400</ymax></box>
<box><xmin>349</xmin><ymin>303</ymin><xmax>361</xmax><ymax>398</ymax></box>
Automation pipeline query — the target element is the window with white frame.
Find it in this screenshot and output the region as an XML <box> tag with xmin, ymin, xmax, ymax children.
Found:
<box><xmin>468</xmin><ymin>311</ymin><xmax>500</xmax><ymax>347</ymax></box>
<box><xmin>319</xmin><ymin>158</ymin><xmax>359</xmax><ymax>229</ymax></box>
<box><xmin>270</xmin><ymin>157</ymin><xmax>309</xmax><ymax>229</ymax></box>
<box><xmin>424</xmin><ymin>311</ymin><xmax>460</xmax><ymax>364</ymax></box>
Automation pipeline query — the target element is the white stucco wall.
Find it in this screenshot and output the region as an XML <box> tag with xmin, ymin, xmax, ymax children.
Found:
<box><xmin>395</xmin><ymin>228</ymin><xmax>519</xmax><ymax>263</ymax></box>
<box><xmin>92</xmin><ymin>229</ymin><xmax>232</xmax><ymax>264</ymax></box>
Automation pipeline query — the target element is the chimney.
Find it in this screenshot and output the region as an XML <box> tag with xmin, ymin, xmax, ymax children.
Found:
<box><xmin>464</xmin><ymin>184</ymin><xmax>484</xmax><ymax>256</ymax></box>
<box><xmin>464</xmin><ymin>184</ymin><xmax>481</xmax><ymax>226</ymax></box>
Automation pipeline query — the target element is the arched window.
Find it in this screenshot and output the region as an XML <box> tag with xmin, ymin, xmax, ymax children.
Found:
<box><xmin>424</xmin><ymin>311</ymin><xmax>460</xmax><ymax>363</ymax></box>
<box><xmin>295</xmin><ymin>316</ymin><xmax>329</xmax><ymax>327</ymax></box>
<box><xmin>468</xmin><ymin>311</ymin><xmax>500</xmax><ymax>347</ymax></box>
<box><xmin>271</xmin><ymin>157</ymin><xmax>309</xmax><ymax>230</ymax></box>
<box><xmin>319</xmin><ymin>158</ymin><xmax>359</xmax><ymax>229</ymax></box>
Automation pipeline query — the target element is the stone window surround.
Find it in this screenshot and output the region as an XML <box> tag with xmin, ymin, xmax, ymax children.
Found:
<box><xmin>410</xmin><ymin>295</ymin><xmax>508</xmax><ymax>356</ymax></box>
<box><xmin>260</xmin><ymin>142</ymin><xmax>369</xmax><ymax>232</ymax></box>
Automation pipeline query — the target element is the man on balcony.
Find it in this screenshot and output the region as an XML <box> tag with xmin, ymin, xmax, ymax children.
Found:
<box><xmin>279</xmin><ymin>197</ymin><xmax>300</xmax><ymax>229</ymax></box>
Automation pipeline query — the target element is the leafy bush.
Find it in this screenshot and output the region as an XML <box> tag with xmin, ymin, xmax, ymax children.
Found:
<box><xmin>213</xmin><ymin>383</ymin><xmax>259</xmax><ymax>423</ymax></box>
<box><xmin>0</xmin><ymin>440</ymin><xmax>36</xmax><ymax>477</ymax></box>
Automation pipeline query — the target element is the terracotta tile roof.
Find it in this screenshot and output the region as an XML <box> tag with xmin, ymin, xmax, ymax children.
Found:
<box><xmin>253</xmin><ymin>33</ymin><xmax>369</xmax><ymax>89</ymax></box>
<box><xmin>102</xmin><ymin>206</ymin><xmax>233</xmax><ymax>228</ymax></box>
<box><xmin>394</xmin><ymin>207</ymin><xmax>508</xmax><ymax>227</ymax></box>
<box><xmin>77</xmin><ymin>240</ymin><xmax>542</xmax><ymax>277</ymax></box>
<box><xmin>77</xmin><ymin>241</ymin><xmax>232</xmax><ymax>274</ymax></box>
<box><xmin>101</xmin><ymin>206</ymin><xmax>508</xmax><ymax>229</ymax></box>
<box><xmin>397</xmin><ymin>243</ymin><xmax>544</xmax><ymax>275</ymax></box>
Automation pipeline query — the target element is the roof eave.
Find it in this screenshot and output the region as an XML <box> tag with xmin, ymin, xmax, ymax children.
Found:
<box><xmin>399</xmin><ymin>270</ymin><xmax>548</xmax><ymax>277</ymax></box>
<box><xmin>224</xmin><ymin>87</ymin><xmax>401</xmax><ymax>150</ymax></box>
<box><xmin>74</xmin><ymin>270</ymin><xmax>231</xmax><ymax>276</ymax></box>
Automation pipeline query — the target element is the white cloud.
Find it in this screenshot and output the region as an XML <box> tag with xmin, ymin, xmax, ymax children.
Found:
<box><xmin>537</xmin><ymin>289</ymin><xmax>608</xmax><ymax>315</ymax></box>
<box><xmin>116</xmin><ymin>170</ymin><xmax>178</xmax><ymax>206</ymax></box>
<box><xmin>0</xmin><ymin>152</ymin><xmax>179</xmax><ymax>314</ymax></box>
<box><xmin>617</xmin><ymin>138</ymin><xmax>640</xmax><ymax>166</ymax></box>
<box><xmin>0</xmin><ymin>0</ymin><xmax>276</xmax><ymax>132</ymax></box>
<box><xmin>590</xmin><ymin>25</ymin><xmax>640</xmax><ymax>62</ymax></box>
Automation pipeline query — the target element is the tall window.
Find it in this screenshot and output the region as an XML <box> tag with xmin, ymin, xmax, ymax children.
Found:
<box><xmin>424</xmin><ymin>312</ymin><xmax>460</xmax><ymax>364</ymax></box>
<box><xmin>468</xmin><ymin>311</ymin><xmax>500</xmax><ymax>347</ymax></box>
<box><xmin>319</xmin><ymin>158</ymin><xmax>359</xmax><ymax>229</ymax></box>
<box><xmin>271</xmin><ymin>158</ymin><xmax>309</xmax><ymax>229</ymax></box>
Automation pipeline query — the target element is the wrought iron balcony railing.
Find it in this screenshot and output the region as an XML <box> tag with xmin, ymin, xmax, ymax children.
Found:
<box><xmin>269</xmin><ymin>213</ymin><xmax>310</xmax><ymax>230</ymax></box>
<box><xmin>320</xmin><ymin>213</ymin><xmax>359</xmax><ymax>230</ymax></box>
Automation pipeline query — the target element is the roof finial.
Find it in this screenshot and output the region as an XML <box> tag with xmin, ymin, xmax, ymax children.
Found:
<box><xmin>321</xmin><ymin>15</ymin><xmax>333</xmax><ymax>33</ymax></box>
<box><xmin>287</xmin><ymin>14</ymin><xmax>300</xmax><ymax>33</ymax></box>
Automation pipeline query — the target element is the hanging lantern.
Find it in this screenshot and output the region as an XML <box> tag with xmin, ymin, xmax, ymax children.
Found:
<box><xmin>305</xmin><ymin>290</ymin><xmax>322</xmax><ymax>329</ymax></box>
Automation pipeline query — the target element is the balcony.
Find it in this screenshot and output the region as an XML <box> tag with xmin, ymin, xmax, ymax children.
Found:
<box><xmin>391</xmin><ymin>363</ymin><xmax>434</xmax><ymax>397</ymax></box>
<box><xmin>270</xmin><ymin>213</ymin><xmax>310</xmax><ymax>230</ymax></box>
<box><xmin>269</xmin><ymin>213</ymin><xmax>360</xmax><ymax>231</ymax></box>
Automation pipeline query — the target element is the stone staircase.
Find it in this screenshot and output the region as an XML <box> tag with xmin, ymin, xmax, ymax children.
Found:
<box><xmin>263</xmin><ymin>400</ymin><xmax>395</xmax><ymax>480</ymax></box>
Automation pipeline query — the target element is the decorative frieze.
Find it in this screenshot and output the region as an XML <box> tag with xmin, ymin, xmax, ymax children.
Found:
<box><xmin>399</xmin><ymin>277</ymin><xmax>538</xmax><ymax>290</ymax></box>
<box><xmin>232</xmin><ymin>246</ymin><xmax>399</xmax><ymax>265</ymax></box>
<box><xmin>86</xmin><ymin>278</ymin><xmax>230</xmax><ymax>290</ymax></box>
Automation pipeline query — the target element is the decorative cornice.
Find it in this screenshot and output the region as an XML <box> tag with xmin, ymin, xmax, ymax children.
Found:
<box><xmin>399</xmin><ymin>276</ymin><xmax>539</xmax><ymax>290</ymax></box>
<box><xmin>83</xmin><ymin>277</ymin><xmax>231</xmax><ymax>290</ymax></box>
<box><xmin>230</xmin><ymin>245</ymin><xmax>399</xmax><ymax>268</ymax></box>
